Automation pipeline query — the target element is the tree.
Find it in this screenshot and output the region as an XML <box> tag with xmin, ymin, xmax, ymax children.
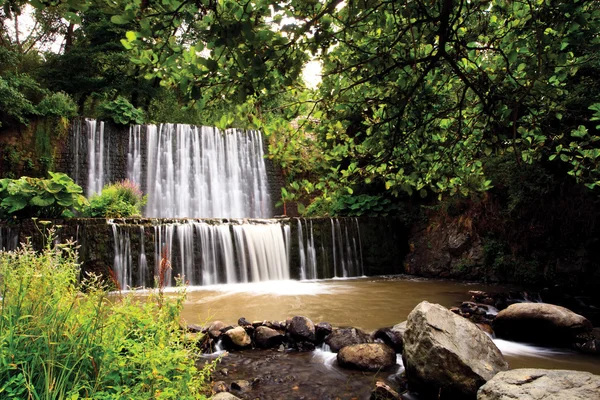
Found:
<box><xmin>21</xmin><ymin>0</ymin><xmax>600</xmax><ymax>209</ymax></box>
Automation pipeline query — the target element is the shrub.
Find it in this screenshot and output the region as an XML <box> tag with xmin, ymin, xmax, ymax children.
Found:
<box><xmin>36</xmin><ymin>92</ymin><xmax>78</xmax><ymax>118</ymax></box>
<box><xmin>0</xmin><ymin>230</ymin><xmax>213</xmax><ymax>399</ymax></box>
<box><xmin>0</xmin><ymin>172</ymin><xmax>87</xmax><ymax>219</ymax></box>
<box><xmin>83</xmin><ymin>179</ymin><xmax>147</xmax><ymax>218</ymax></box>
<box><xmin>98</xmin><ymin>96</ymin><xmax>145</xmax><ymax>126</ymax></box>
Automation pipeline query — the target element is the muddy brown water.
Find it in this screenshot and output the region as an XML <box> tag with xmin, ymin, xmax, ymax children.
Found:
<box><xmin>167</xmin><ymin>275</ymin><xmax>600</xmax><ymax>399</ymax></box>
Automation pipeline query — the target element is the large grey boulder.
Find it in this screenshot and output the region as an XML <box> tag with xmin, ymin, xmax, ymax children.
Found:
<box><xmin>403</xmin><ymin>301</ymin><xmax>508</xmax><ymax>399</ymax></box>
<box><xmin>493</xmin><ymin>302</ymin><xmax>593</xmax><ymax>346</ymax></box>
<box><xmin>325</xmin><ymin>327</ymin><xmax>372</xmax><ymax>352</ymax></box>
<box><xmin>337</xmin><ymin>343</ymin><xmax>396</xmax><ymax>372</ymax></box>
<box><xmin>477</xmin><ymin>369</ymin><xmax>600</xmax><ymax>400</ymax></box>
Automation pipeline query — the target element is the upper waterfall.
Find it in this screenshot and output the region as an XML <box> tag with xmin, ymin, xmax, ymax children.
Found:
<box><xmin>75</xmin><ymin>120</ymin><xmax>272</xmax><ymax>219</ymax></box>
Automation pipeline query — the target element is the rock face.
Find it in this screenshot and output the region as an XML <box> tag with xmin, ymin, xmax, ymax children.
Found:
<box><xmin>254</xmin><ymin>326</ymin><xmax>284</xmax><ymax>348</ymax></box>
<box><xmin>337</xmin><ymin>343</ymin><xmax>396</xmax><ymax>372</ymax></box>
<box><xmin>403</xmin><ymin>301</ymin><xmax>508</xmax><ymax>399</ymax></box>
<box><xmin>288</xmin><ymin>316</ymin><xmax>316</xmax><ymax>342</ymax></box>
<box><xmin>477</xmin><ymin>369</ymin><xmax>600</xmax><ymax>400</ymax></box>
<box><xmin>493</xmin><ymin>303</ymin><xmax>593</xmax><ymax>346</ymax></box>
<box><xmin>325</xmin><ymin>327</ymin><xmax>371</xmax><ymax>352</ymax></box>
<box><xmin>222</xmin><ymin>326</ymin><xmax>251</xmax><ymax>349</ymax></box>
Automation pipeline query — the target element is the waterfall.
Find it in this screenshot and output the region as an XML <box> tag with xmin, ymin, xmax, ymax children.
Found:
<box><xmin>86</xmin><ymin>119</ymin><xmax>106</xmax><ymax>197</ymax></box>
<box><xmin>108</xmin><ymin>218</ymin><xmax>364</xmax><ymax>289</ymax></box>
<box><xmin>127</xmin><ymin>125</ymin><xmax>143</xmax><ymax>187</ymax></box>
<box><xmin>298</xmin><ymin>218</ymin><xmax>317</xmax><ymax>280</ymax></box>
<box><xmin>141</xmin><ymin>124</ymin><xmax>271</xmax><ymax>218</ymax></box>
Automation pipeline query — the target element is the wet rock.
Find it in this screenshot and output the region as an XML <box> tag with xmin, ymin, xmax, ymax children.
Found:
<box><xmin>231</xmin><ymin>380</ymin><xmax>252</xmax><ymax>392</ymax></box>
<box><xmin>337</xmin><ymin>343</ymin><xmax>396</xmax><ymax>372</ymax></box>
<box><xmin>493</xmin><ymin>303</ymin><xmax>593</xmax><ymax>346</ymax></box>
<box><xmin>222</xmin><ymin>326</ymin><xmax>251</xmax><ymax>349</ymax></box>
<box><xmin>371</xmin><ymin>381</ymin><xmax>400</xmax><ymax>400</ymax></box>
<box><xmin>255</xmin><ymin>326</ymin><xmax>285</xmax><ymax>349</ymax></box>
<box><xmin>212</xmin><ymin>392</ymin><xmax>241</xmax><ymax>400</ymax></box>
<box><xmin>238</xmin><ymin>317</ymin><xmax>251</xmax><ymax>327</ymax></box>
<box><xmin>477</xmin><ymin>369</ymin><xmax>600</xmax><ymax>400</ymax></box>
<box><xmin>403</xmin><ymin>301</ymin><xmax>508</xmax><ymax>399</ymax></box>
<box><xmin>208</xmin><ymin>321</ymin><xmax>228</xmax><ymax>339</ymax></box>
<box><xmin>252</xmin><ymin>320</ymin><xmax>265</xmax><ymax>328</ymax></box>
<box><xmin>219</xmin><ymin>368</ymin><xmax>229</xmax><ymax>376</ymax></box>
<box><xmin>287</xmin><ymin>316</ymin><xmax>316</xmax><ymax>342</ymax></box>
<box><xmin>316</xmin><ymin>322</ymin><xmax>333</xmax><ymax>343</ymax></box>
<box><xmin>325</xmin><ymin>327</ymin><xmax>371</xmax><ymax>352</ymax></box>
<box><xmin>573</xmin><ymin>327</ymin><xmax>600</xmax><ymax>355</ymax></box>
<box><xmin>212</xmin><ymin>381</ymin><xmax>228</xmax><ymax>394</ymax></box>
<box><xmin>267</xmin><ymin>320</ymin><xmax>286</xmax><ymax>330</ymax></box>
<box><xmin>296</xmin><ymin>341</ymin><xmax>315</xmax><ymax>352</ymax></box>
<box><xmin>372</xmin><ymin>326</ymin><xmax>404</xmax><ymax>353</ymax></box>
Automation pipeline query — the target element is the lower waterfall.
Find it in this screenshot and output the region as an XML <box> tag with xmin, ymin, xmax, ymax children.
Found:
<box><xmin>109</xmin><ymin>218</ymin><xmax>364</xmax><ymax>289</ymax></box>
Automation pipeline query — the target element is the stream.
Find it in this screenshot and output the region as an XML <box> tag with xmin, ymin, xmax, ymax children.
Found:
<box><xmin>170</xmin><ymin>275</ymin><xmax>600</xmax><ymax>398</ymax></box>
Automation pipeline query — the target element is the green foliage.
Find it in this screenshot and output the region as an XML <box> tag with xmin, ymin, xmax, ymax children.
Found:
<box><xmin>0</xmin><ymin>232</ymin><xmax>213</xmax><ymax>399</ymax></box>
<box><xmin>83</xmin><ymin>179</ymin><xmax>147</xmax><ymax>218</ymax></box>
<box><xmin>35</xmin><ymin>91</ymin><xmax>77</xmax><ymax>118</ymax></box>
<box><xmin>0</xmin><ymin>75</ymin><xmax>38</xmax><ymax>127</ymax></box>
<box><xmin>0</xmin><ymin>172</ymin><xmax>87</xmax><ymax>219</ymax></box>
<box><xmin>98</xmin><ymin>96</ymin><xmax>145</xmax><ymax>126</ymax></box>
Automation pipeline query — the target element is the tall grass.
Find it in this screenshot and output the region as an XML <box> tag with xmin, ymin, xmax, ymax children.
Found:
<box><xmin>0</xmin><ymin>229</ymin><xmax>212</xmax><ymax>399</ymax></box>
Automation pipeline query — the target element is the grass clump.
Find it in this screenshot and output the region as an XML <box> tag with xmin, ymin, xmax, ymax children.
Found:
<box><xmin>0</xmin><ymin>229</ymin><xmax>212</xmax><ymax>399</ymax></box>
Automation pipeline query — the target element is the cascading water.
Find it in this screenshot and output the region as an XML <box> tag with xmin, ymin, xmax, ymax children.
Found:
<box><xmin>86</xmin><ymin>119</ymin><xmax>107</xmax><ymax>197</ymax></box>
<box><xmin>74</xmin><ymin>120</ymin><xmax>366</xmax><ymax>289</ymax></box>
<box><xmin>136</xmin><ymin>124</ymin><xmax>271</xmax><ymax>218</ymax></box>
<box><xmin>109</xmin><ymin>218</ymin><xmax>363</xmax><ymax>289</ymax></box>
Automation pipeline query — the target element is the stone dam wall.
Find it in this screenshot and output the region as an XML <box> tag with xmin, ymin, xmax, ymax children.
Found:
<box><xmin>0</xmin><ymin>217</ymin><xmax>408</xmax><ymax>286</ymax></box>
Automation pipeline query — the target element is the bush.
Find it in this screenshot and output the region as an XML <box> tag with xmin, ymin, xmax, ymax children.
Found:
<box><xmin>0</xmin><ymin>230</ymin><xmax>213</xmax><ymax>399</ymax></box>
<box><xmin>98</xmin><ymin>96</ymin><xmax>145</xmax><ymax>126</ymax></box>
<box><xmin>0</xmin><ymin>172</ymin><xmax>88</xmax><ymax>219</ymax></box>
<box><xmin>36</xmin><ymin>92</ymin><xmax>78</xmax><ymax>118</ymax></box>
<box><xmin>83</xmin><ymin>179</ymin><xmax>147</xmax><ymax>218</ymax></box>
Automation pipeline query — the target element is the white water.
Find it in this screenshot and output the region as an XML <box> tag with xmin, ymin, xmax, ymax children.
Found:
<box><xmin>140</xmin><ymin>124</ymin><xmax>271</xmax><ymax>218</ymax></box>
<box><xmin>493</xmin><ymin>338</ymin><xmax>569</xmax><ymax>358</ymax></box>
<box><xmin>86</xmin><ymin>119</ymin><xmax>106</xmax><ymax>197</ymax></box>
<box><xmin>127</xmin><ymin>125</ymin><xmax>143</xmax><ymax>187</ymax></box>
<box><xmin>109</xmin><ymin>219</ymin><xmax>365</xmax><ymax>290</ymax></box>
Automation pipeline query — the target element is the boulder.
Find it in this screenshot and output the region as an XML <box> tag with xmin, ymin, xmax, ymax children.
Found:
<box><xmin>325</xmin><ymin>327</ymin><xmax>371</xmax><ymax>352</ymax></box>
<box><xmin>237</xmin><ymin>317</ymin><xmax>251</xmax><ymax>327</ymax></box>
<box><xmin>222</xmin><ymin>326</ymin><xmax>251</xmax><ymax>349</ymax></box>
<box><xmin>287</xmin><ymin>316</ymin><xmax>316</xmax><ymax>342</ymax></box>
<box><xmin>372</xmin><ymin>325</ymin><xmax>404</xmax><ymax>353</ymax></box>
<box><xmin>316</xmin><ymin>322</ymin><xmax>333</xmax><ymax>343</ymax></box>
<box><xmin>493</xmin><ymin>303</ymin><xmax>593</xmax><ymax>346</ymax></box>
<box><xmin>337</xmin><ymin>343</ymin><xmax>396</xmax><ymax>372</ymax></box>
<box><xmin>254</xmin><ymin>326</ymin><xmax>284</xmax><ymax>348</ymax></box>
<box><xmin>477</xmin><ymin>369</ymin><xmax>600</xmax><ymax>400</ymax></box>
<box><xmin>403</xmin><ymin>301</ymin><xmax>508</xmax><ymax>399</ymax></box>
<box><xmin>208</xmin><ymin>321</ymin><xmax>228</xmax><ymax>339</ymax></box>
